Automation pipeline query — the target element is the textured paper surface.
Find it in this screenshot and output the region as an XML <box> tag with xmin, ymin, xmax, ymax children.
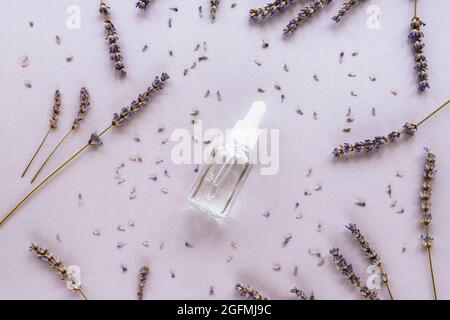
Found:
<box><xmin>0</xmin><ymin>0</ymin><xmax>449</xmax><ymax>300</ymax></box>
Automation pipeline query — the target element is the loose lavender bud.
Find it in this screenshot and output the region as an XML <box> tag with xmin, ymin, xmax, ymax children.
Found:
<box><xmin>50</xmin><ymin>90</ymin><xmax>62</xmax><ymax>129</ymax></box>
<box><xmin>99</xmin><ymin>1</ymin><xmax>126</xmax><ymax>77</ymax></box>
<box><xmin>235</xmin><ymin>283</ymin><xmax>268</xmax><ymax>300</ymax></box>
<box><xmin>331</xmin><ymin>0</ymin><xmax>364</xmax><ymax>23</ymax></box>
<box><xmin>135</xmin><ymin>0</ymin><xmax>151</xmax><ymax>10</ymax></box>
<box><xmin>72</xmin><ymin>88</ymin><xmax>90</xmax><ymax>130</ymax></box>
<box><xmin>409</xmin><ymin>16</ymin><xmax>430</xmax><ymax>92</ymax></box>
<box><xmin>210</xmin><ymin>0</ymin><xmax>220</xmax><ymax>22</ymax></box>
<box><xmin>284</xmin><ymin>0</ymin><xmax>332</xmax><ymax>35</ymax></box>
<box><xmin>112</xmin><ymin>73</ymin><xmax>169</xmax><ymax>127</ymax></box>
<box><xmin>249</xmin><ymin>0</ymin><xmax>297</xmax><ymax>20</ymax></box>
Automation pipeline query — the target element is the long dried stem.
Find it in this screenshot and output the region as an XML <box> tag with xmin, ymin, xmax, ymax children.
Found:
<box><xmin>0</xmin><ymin>125</ymin><xmax>112</xmax><ymax>226</ymax></box>
<box><xmin>21</xmin><ymin>128</ymin><xmax>51</xmax><ymax>178</ymax></box>
<box><xmin>427</xmin><ymin>242</ymin><xmax>437</xmax><ymax>300</ymax></box>
<box><xmin>31</xmin><ymin>128</ymin><xmax>73</xmax><ymax>184</ymax></box>
<box><xmin>416</xmin><ymin>99</ymin><xmax>450</xmax><ymax>127</ymax></box>
<box><xmin>77</xmin><ymin>288</ymin><xmax>88</xmax><ymax>300</ymax></box>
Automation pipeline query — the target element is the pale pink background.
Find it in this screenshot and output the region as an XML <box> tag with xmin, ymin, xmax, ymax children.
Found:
<box><xmin>0</xmin><ymin>0</ymin><xmax>449</xmax><ymax>300</ymax></box>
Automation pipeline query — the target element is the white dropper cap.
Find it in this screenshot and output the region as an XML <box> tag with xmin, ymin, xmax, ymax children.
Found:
<box><xmin>229</xmin><ymin>101</ymin><xmax>267</xmax><ymax>149</ymax></box>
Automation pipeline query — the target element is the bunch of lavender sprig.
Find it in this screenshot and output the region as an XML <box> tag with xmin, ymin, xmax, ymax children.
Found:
<box><xmin>409</xmin><ymin>2</ymin><xmax>430</xmax><ymax>92</ymax></box>
<box><xmin>419</xmin><ymin>148</ymin><xmax>437</xmax><ymax>299</ymax></box>
<box><xmin>99</xmin><ymin>1</ymin><xmax>126</xmax><ymax>77</ymax></box>
<box><xmin>1</xmin><ymin>73</ymin><xmax>169</xmax><ymax>227</ymax></box>
<box><xmin>284</xmin><ymin>0</ymin><xmax>332</xmax><ymax>35</ymax></box>
<box><xmin>290</xmin><ymin>287</ymin><xmax>314</xmax><ymax>300</ymax></box>
<box><xmin>135</xmin><ymin>0</ymin><xmax>151</xmax><ymax>10</ymax></box>
<box><xmin>332</xmin><ymin>99</ymin><xmax>450</xmax><ymax>158</ymax></box>
<box><xmin>21</xmin><ymin>90</ymin><xmax>62</xmax><ymax>178</ymax></box>
<box><xmin>346</xmin><ymin>223</ymin><xmax>393</xmax><ymax>299</ymax></box>
<box><xmin>29</xmin><ymin>243</ymin><xmax>87</xmax><ymax>300</ymax></box>
<box><xmin>210</xmin><ymin>0</ymin><xmax>220</xmax><ymax>22</ymax></box>
<box><xmin>331</xmin><ymin>0</ymin><xmax>365</xmax><ymax>23</ymax></box>
<box><xmin>235</xmin><ymin>283</ymin><xmax>268</xmax><ymax>300</ymax></box>
<box><xmin>249</xmin><ymin>0</ymin><xmax>297</xmax><ymax>20</ymax></box>
<box><xmin>137</xmin><ymin>265</ymin><xmax>150</xmax><ymax>300</ymax></box>
<box><xmin>30</xmin><ymin>88</ymin><xmax>91</xmax><ymax>184</ymax></box>
<box><xmin>329</xmin><ymin>248</ymin><xmax>379</xmax><ymax>300</ymax></box>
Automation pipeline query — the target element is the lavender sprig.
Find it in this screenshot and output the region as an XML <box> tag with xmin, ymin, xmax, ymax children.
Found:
<box><xmin>210</xmin><ymin>0</ymin><xmax>220</xmax><ymax>22</ymax></box>
<box><xmin>419</xmin><ymin>148</ymin><xmax>437</xmax><ymax>299</ymax></box>
<box><xmin>135</xmin><ymin>0</ymin><xmax>151</xmax><ymax>10</ymax></box>
<box><xmin>1</xmin><ymin>73</ymin><xmax>169</xmax><ymax>227</ymax></box>
<box><xmin>50</xmin><ymin>90</ymin><xmax>62</xmax><ymax>129</ymax></box>
<box><xmin>249</xmin><ymin>0</ymin><xmax>297</xmax><ymax>20</ymax></box>
<box><xmin>332</xmin><ymin>99</ymin><xmax>450</xmax><ymax>158</ymax></box>
<box><xmin>99</xmin><ymin>1</ymin><xmax>126</xmax><ymax>77</ymax></box>
<box><xmin>331</xmin><ymin>0</ymin><xmax>365</xmax><ymax>23</ymax></box>
<box><xmin>284</xmin><ymin>0</ymin><xmax>332</xmax><ymax>35</ymax></box>
<box><xmin>30</xmin><ymin>88</ymin><xmax>92</xmax><ymax>184</ymax></box>
<box><xmin>346</xmin><ymin>223</ymin><xmax>393</xmax><ymax>299</ymax></box>
<box><xmin>137</xmin><ymin>265</ymin><xmax>150</xmax><ymax>300</ymax></box>
<box><xmin>21</xmin><ymin>90</ymin><xmax>62</xmax><ymax>178</ymax></box>
<box><xmin>235</xmin><ymin>283</ymin><xmax>268</xmax><ymax>300</ymax></box>
<box><xmin>112</xmin><ymin>73</ymin><xmax>169</xmax><ymax>128</ymax></box>
<box><xmin>332</xmin><ymin>123</ymin><xmax>416</xmax><ymax>158</ymax></box>
<box><xmin>72</xmin><ymin>88</ymin><xmax>91</xmax><ymax>130</ymax></box>
<box><xmin>409</xmin><ymin>16</ymin><xmax>430</xmax><ymax>92</ymax></box>
<box><xmin>290</xmin><ymin>287</ymin><xmax>314</xmax><ymax>300</ymax></box>
<box><xmin>329</xmin><ymin>247</ymin><xmax>379</xmax><ymax>300</ymax></box>
<box><xmin>29</xmin><ymin>243</ymin><xmax>87</xmax><ymax>300</ymax></box>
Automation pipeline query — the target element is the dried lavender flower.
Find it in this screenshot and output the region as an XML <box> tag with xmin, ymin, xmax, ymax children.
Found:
<box><xmin>30</xmin><ymin>88</ymin><xmax>91</xmax><ymax>183</ymax></box>
<box><xmin>329</xmin><ymin>247</ymin><xmax>379</xmax><ymax>300</ymax></box>
<box><xmin>112</xmin><ymin>73</ymin><xmax>169</xmax><ymax>127</ymax></box>
<box><xmin>72</xmin><ymin>88</ymin><xmax>91</xmax><ymax>130</ymax></box>
<box><xmin>409</xmin><ymin>16</ymin><xmax>430</xmax><ymax>92</ymax></box>
<box><xmin>137</xmin><ymin>265</ymin><xmax>150</xmax><ymax>300</ymax></box>
<box><xmin>136</xmin><ymin>0</ymin><xmax>151</xmax><ymax>10</ymax></box>
<box><xmin>210</xmin><ymin>0</ymin><xmax>220</xmax><ymax>22</ymax></box>
<box><xmin>99</xmin><ymin>1</ymin><xmax>126</xmax><ymax>77</ymax></box>
<box><xmin>290</xmin><ymin>287</ymin><xmax>314</xmax><ymax>300</ymax></box>
<box><xmin>29</xmin><ymin>243</ymin><xmax>87</xmax><ymax>299</ymax></box>
<box><xmin>346</xmin><ymin>223</ymin><xmax>393</xmax><ymax>299</ymax></box>
<box><xmin>235</xmin><ymin>283</ymin><xmax>268</xmax><ymax>300</ymax></box>
<box><xmin>419</xmin><ymin>148</ymin><xmax>437</xmax><ymax>299</ymax></box>
<box><xmin>50</xmin><ymin>90</ymin><xmax>62</xmax><ymax>129</ymax></box>
<box><xmin>332</xmin><ymin>122</ymin><xmax>417</xmax><ymax>158</ymax></box>
<box><xmin>88</xmin><ymin>132</ymin><xmax>103</xmax><ymax>146</ymax></box>
<box><xmin>20</xmin><ymin>90</ymin><xmax>62</xmax><ymax>178</ymax></box>
<box><xmin>331</xmin><ymin>0</ymin><xmax>365</xmax><ymax>23</ymax></box>
<box><xmin>284</xmin><ymin>0</ymin><xmax>332</xmax><ymax>35</ymax></box>
<box><xmin>249</xmin><ymin>0</ymin><xmax>297</xmax><ymax>20</ymax></box>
